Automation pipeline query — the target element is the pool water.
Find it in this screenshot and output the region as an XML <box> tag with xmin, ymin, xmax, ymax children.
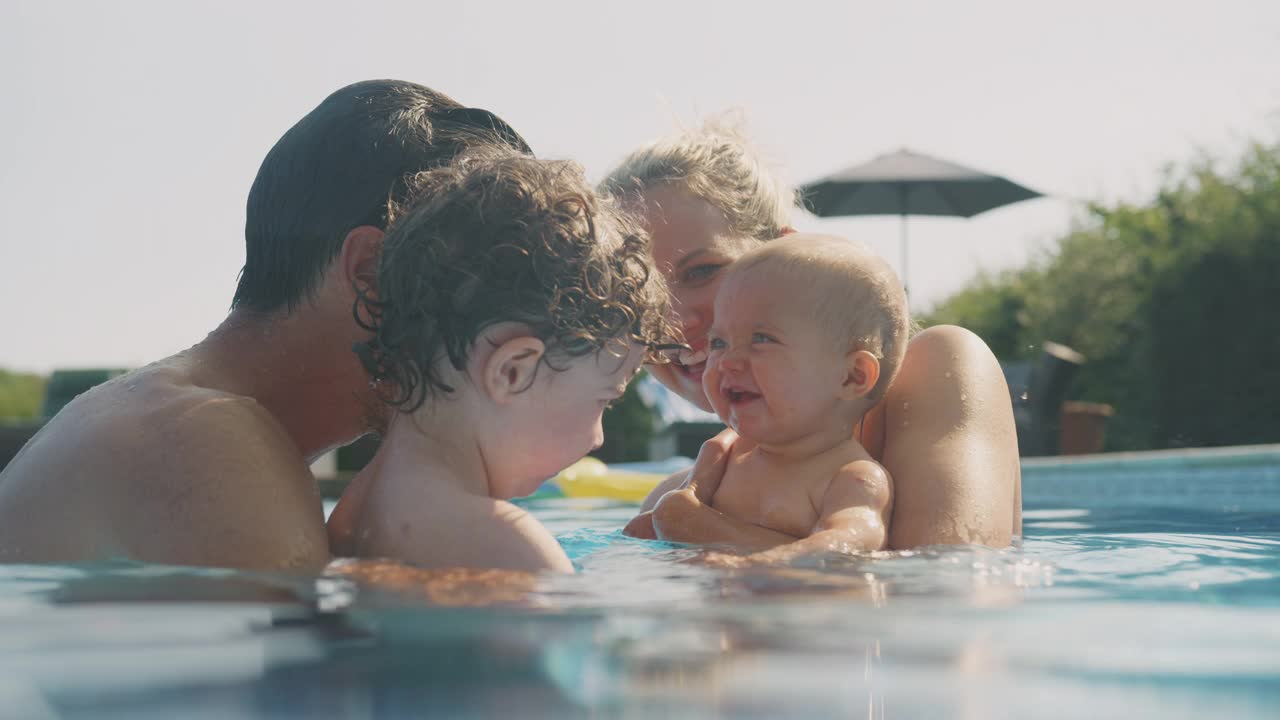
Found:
<box><xmin>2</xmin><ymin>454</ymin><xmax>1278</xmax><ymax>719</ymax></box>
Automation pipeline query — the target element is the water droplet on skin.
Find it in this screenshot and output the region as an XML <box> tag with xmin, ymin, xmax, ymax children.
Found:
<box><xmin>902</xmin><ymin>402</ymin><xmax>910</xmax><ymax>411</ymax></box>
<box><xmin>960</xmin><ymin>394</ymin><xmax>968</xmax><ymax>402</ymax></box>
<box><xmin>944</xmin><ymin>371</ymin><xmax>952</xmax><ymax>379</ymax></box>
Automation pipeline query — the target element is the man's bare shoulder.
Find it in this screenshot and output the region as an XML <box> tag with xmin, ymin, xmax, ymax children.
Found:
<box><xmin>21</xmin><ymin>360</ymin><xmax>281</xmax><ymax>450</ymax></box>
<box><xmin>117</xmin><ymin>366</ymin><xmax>327</xmax><ymax>569</ymax></box>
<box><xmin>0</xmin><ymin>360</ymin><xmax>327</xmax><ymax>570</ymax></box>
<box><xmin>66</xmin><ymin>362</ymin><xmax>305</xmax><ymax>486</ymax></box>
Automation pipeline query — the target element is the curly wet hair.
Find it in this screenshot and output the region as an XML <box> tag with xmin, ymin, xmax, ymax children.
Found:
<box><xmin>354</xmin><ymin>149</ymin><xmax>677</xmax><ymax>413</ymax></box>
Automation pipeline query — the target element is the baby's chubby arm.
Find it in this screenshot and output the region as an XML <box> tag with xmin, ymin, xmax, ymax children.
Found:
<box><xmin>745</xmin><ymin>460</ymin><xmax>893</xmax><ymax>564</ymax></box>
<box><xmin>647</xmin><ymin>432</ymin><xmax>798</xmax><ymax>550</ymax></box>
<box><xmin>625</xmin><ymin>428</ymin><xmax>728</xmax><ymax>539</ymax></box>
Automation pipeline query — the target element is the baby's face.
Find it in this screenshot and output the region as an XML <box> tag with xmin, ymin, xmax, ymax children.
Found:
<box><xmin>702</xmin><ymin>268</ymin><xmax>850</xmax><ymax>444</ymax></box>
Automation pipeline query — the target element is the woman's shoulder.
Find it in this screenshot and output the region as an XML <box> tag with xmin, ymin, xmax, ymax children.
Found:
<box><xmin>905</xmin><ymin>324</ymin><xmax>999</xmax><ymax>366</ymax></box>
<box><xmin>878</xmin><ymin>324</ymin><xmax>1021</xmax><ymax>548</ymax></box>
<box><xmin>874</xmin><ymin>323</ymin><xmax>1009</xmax><ymax>436</ymax></box>
<box><xmin>896</xmin><ymin>325</ymin><xmax>1004</xmax><ymax>397</ymax></box>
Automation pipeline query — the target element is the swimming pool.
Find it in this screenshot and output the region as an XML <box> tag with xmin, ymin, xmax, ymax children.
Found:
<box><xmin>2</xmin><ymin>447</ymin><xmax>1278</xmax><ymax>718</ymax></box>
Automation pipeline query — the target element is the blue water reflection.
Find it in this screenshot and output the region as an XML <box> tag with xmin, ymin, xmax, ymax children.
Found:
<box><xmin>0</xmin><ymin>476</ymin><xmax>1277</xmax><ymax>718</ymax></box>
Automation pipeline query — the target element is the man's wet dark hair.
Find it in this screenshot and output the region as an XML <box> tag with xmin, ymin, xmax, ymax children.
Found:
<box><xmin>233</xmin><ymin>79</ymin><xmax>531</xmax><ymax>312</ymax></box>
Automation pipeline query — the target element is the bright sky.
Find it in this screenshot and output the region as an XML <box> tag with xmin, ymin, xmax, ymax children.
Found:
<box><xmin>2</xmin><ymin>0</ymin><xmax>1277</xmax><ymax>373</ymax></box>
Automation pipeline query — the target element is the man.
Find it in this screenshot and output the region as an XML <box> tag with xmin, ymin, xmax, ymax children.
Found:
<box><xmin>0</xmin><ymin>80</ymin><xmax>530</xmax><ymax>570</ymax></box>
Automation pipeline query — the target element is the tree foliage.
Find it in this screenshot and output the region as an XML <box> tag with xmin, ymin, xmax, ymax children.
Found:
<box><xmin>922</xmin><ymin>141</ymin><xmax>1280</xmax><ymax>450</ymax></box>
<box><xmin>0</xmin><ymin>369</ymin><xmax>47</xmax><ymax>423</ymax></box>
<box><xmin>595</xmin><ymin>370</ymin><xmax>658</xmax><ymax>463</ymax></box>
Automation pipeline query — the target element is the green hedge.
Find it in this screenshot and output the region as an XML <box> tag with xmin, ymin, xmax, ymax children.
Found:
<box><xmin>0</xmin><ymin>370</ymin><xmax>46</xmax><ymax>423</ymax></box>
<box><xmin>923</xmin><ymin>141</ymin><xmax>1280</xmax><ymax>451</ymax></box>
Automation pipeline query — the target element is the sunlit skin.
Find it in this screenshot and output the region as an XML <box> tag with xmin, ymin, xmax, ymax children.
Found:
<box><xmin>656</xmin><ymin>256</ymin><xmax>895</xmax><ymax>561</ymax></box>
<box><xmin>0</xmin><ymin>226</ymin><xmax>391</xmax><ymax>571</ymax></box>
<box><xmin>625</xmin><ymin>186</ymin><xmax>1022</xmax><ymax>551</ymax></box>
<box><xmin>641</xmin><ymin>185</ymin><xmax>758</xmax><ymax>412</ymax></box>
<box><xmin>328</xmin><ymin>331</ymin><xmax>644</xmax><ymax>573</ymax></box>
<box><xmin>703</xmin><ymin>264</ymin><xmax>864</xmax><ymax>449</ymax></box>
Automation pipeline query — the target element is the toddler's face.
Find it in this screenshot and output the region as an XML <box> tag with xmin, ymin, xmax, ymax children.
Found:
<box><xmin>702</xmin><ymin>268</ymin><xmax>849</xmax><ymax>444</ymax></box>
<box><xmin>497</xmin><ymin>342</ymin><xmax>645</xmax><ymax>498</ymax></box>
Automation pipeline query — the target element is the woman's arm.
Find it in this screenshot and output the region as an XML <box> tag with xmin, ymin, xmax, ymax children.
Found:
<box><xmin>880</xmin><ymin>325</ymin><xmax>1021</xmax><ymax>549</ymax></box>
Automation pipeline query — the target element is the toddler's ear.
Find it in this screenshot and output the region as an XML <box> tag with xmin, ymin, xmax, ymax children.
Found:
<box><xmin>482</xmin><ymin>336</ymin><xmax>546</xmax><ymax>404</ymax></box>
<box><xmin>840</xmin><ymin>350</ymin><xmax>881</xmax><ymax>400</ymax></box>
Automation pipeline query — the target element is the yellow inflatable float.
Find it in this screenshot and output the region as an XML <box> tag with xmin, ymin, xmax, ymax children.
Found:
<box><xmin>544</xmin><ymin>457</ymin><xmax>668</xmax><ymax>503</ymax></box>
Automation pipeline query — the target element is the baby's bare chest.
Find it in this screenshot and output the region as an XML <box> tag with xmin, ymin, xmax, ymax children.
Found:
<box><xmin>711</xmin><ymin>463</ymin><xmax>829</xmax><ymax>539</ymax></box>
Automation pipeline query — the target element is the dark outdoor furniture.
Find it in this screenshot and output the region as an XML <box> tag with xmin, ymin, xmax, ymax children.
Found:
<box><xmin>1001</xmin><ymin>342</ymin><xmax>1086</xmax><ymax>456</ymax></box>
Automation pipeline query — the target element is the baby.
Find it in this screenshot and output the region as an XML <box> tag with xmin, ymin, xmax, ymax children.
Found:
<box><xmin>328</xmin><ymin>149</ymin><xmax>674</xmax><ymax>572</ymax></box>
<box><xmin>651</xmin><ymin>234</ymin><xmax>909</xmax><ymax>560</ymax></box>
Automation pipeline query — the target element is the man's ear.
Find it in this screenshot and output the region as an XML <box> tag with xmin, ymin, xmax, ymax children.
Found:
<box><xmin>339</xmin><ymin>225</ymin><xmax>385</xmax><ymax>301</ymax></box>
<box><xmin>481</xmin><ymin>336</ymin><xmax>547</xmax><ymax>404</ymax></box>
<box><xmin>840</xmin><ymin>349</ymin><xmax>881</xmax><ymax>400</ymax></box>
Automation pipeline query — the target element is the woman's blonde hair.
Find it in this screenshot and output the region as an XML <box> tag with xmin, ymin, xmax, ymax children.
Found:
<box><xmin>601</xmin><ymin>115</ymin><xmax>797</xmax><ymax>242</ymax></box>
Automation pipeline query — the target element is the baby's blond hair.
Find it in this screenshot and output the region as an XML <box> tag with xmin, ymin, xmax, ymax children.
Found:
<box><xmin>601</xmin><ymin>115</ymin><xmax>797</xmax><ymax>242</ymax></box>
<box><xmin>727</xmin><ymin>235</ymin><xmax>910</xmax><ymax>403</ymax></box>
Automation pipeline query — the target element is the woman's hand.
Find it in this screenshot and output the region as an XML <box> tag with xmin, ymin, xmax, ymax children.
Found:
<box><xmin>621</xmin><ymin>511</ymin><xmax>658</xmax><ymax>540</ymax></box>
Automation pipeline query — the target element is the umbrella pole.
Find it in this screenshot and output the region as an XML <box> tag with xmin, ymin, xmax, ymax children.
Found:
<box><xmin>900</xmin><ymin>212</ymin><xmax>909</xmax><ymax>301</ymax></box>
<box><xmin>896</xmin><ymin>183</ymin><xmax>910</xmax><ymax>302</ymax></box>
<box><xmin>901</xmin><ymin>219</ymin><xmax>911</xmax><ymax>304</ymax></box>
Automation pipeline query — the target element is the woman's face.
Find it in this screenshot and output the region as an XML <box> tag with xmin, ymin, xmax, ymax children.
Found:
<box><xmin>639</xmin><ymin>185</ymin><xmax>758</xmax><ymax>412</ymax></box>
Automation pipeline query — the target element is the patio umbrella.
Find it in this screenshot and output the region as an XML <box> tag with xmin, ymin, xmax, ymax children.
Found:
<box><xmin>799</xmin><ymin>148</ymin><xmax>1043</xmax><ymax>299</ymax></box>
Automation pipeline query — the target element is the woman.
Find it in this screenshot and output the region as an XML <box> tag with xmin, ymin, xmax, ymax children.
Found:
<box><xmin>603</xmin><ymin>121</ymin><xmax>1021</xmax><ymax>549</ymax></box>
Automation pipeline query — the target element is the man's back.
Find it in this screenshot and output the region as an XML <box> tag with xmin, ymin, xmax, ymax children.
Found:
<box><xmin>0</xmin><ymin>355</ymin><xmax>329</xmax><ymax>570</ymax></box>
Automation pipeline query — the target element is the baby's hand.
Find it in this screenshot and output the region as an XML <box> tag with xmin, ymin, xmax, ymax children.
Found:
<box><xmin>685</xmin><ymin>428</ymin><xmax>737</xmax><ymax>505</ymax></box>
